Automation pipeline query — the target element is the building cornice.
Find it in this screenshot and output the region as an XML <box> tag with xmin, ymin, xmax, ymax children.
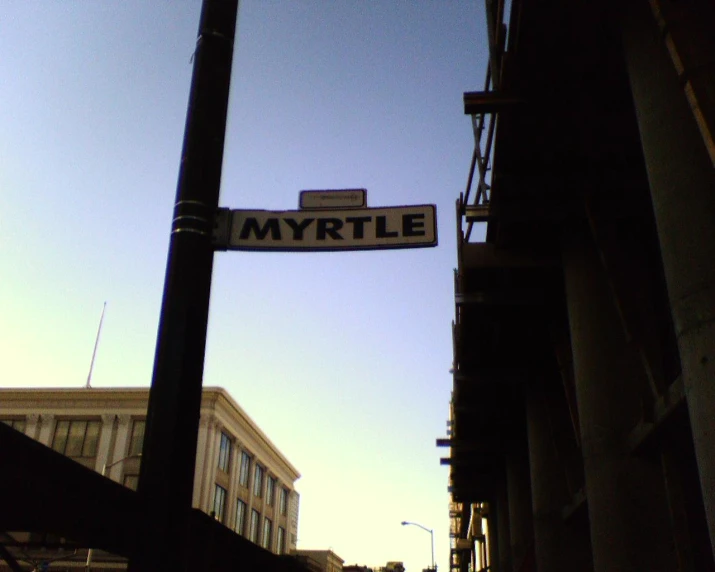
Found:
<box><xmin>203</xmin><ymin>387</ymin><xmax>301</xmax><ymax>482</ymax></box>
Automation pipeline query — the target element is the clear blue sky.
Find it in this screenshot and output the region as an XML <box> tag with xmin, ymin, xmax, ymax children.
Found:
<box><xmin>0</xmin><ymin>2</ymin><xmax>487</xmax><ymax>570</ymax></box>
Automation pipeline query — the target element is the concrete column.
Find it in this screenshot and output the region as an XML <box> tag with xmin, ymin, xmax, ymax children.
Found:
<box><xmin>24</xmin><ymin>414</ymin><xmax>40</xmax><ymax>442</ymax></box>
<box><xmin>563</xmin><ymin>228</ymin><xmax>676</xmax><ymax>571</ymax></box>
<box><xmin>95</xmin><ymin>414</ymin><xmax>115</xmax><ymax>473</ymax></box>
<box><xmin>288</xmin><ymin>490</ymin><xmax>299</xmax><ymax>551</ymax></box>
<box><xmin>225</xmin><ymin>438</ymin><xmax>240</xmax><ymax>529</ymax></box>
<box><xmin>200</xmin><ymin>420</ymin><xmax>219</xmax><ymax>512</ymax></box>
<box><xmin>246</xmin><ymin>457</ymin><xmax>257</xmax><ymax>541</ymax></box>
<box><xmin>193</xmin><ymin>416</ymin><xmax>209</xmax><ymax>508</ymax></box>
<box><xmin>37</xmin><ymin>414</ymin><xmax>55</xmax><ymax>447</ymax></box>
<box><xmin>109</xmin><ymin>415</ymin><xmax>132</xmax><ymax>481</ymax></box>
<box><xmin>620</xmin><ymin>0</ymin><xmax>715</xmax><ymax>555</ymax></box>
<box><xmin>486</xmin><ymin>507</ymin><xmax>499</xmax><ymax>572</ymax></box>
<box><xmin>496</xmin><ymin>478</ymin><xmax>512</xmax><ymax>572</ymax></box>
<box><xmin>478</xmin><ymin>529</ymin><xmax>488</xmax><ymax>572</ymax></box>
<box><xmin>506</xmin><ymin>440</ymin><xmax>534</xmax><ymax>571</ymax></box>
<box><xmin>526</xmin><ymin>384</ymin><xmax>592</xmax><ymax>572</ymax></box>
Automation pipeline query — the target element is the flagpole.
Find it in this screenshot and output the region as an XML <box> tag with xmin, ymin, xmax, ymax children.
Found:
<box><xmin>85</xmin><ymin>301</ymin><xmax>107</xmax><ymax>389</ymax></box>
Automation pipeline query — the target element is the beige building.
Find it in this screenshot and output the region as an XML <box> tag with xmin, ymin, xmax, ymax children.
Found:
<box><xmin>293</xmin><ymin>549</ymin><xmax>344</xmax><ymax>572</ymax></box>
<box><xmin>0</xmin><ymin>386</ymin><xmax>300</xmax><ymax>568</ymax></box>
<box><xmin>343</xmin><ymin>561</ymin><xmax>405</xmax><ymax>572</ymax></box>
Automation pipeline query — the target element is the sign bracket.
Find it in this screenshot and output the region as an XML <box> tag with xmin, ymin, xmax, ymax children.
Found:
<box><xmin>212</xmin><ymin>207</ymin><xmax>231</xmax><ymax>251</ymax></box>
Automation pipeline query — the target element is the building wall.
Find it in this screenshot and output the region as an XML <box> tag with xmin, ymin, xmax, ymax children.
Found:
<box><xmin>293</xmin><ymin>549</ymin><xmax>344</xmax><ymax>572</ymax></box>
<box><xmin>0</xmin><ymin>386</ymin><xmax>301</xmax><ymax>562</ymax></box>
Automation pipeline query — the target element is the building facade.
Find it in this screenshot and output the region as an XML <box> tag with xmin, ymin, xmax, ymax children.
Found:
<box><xmin>0</xmin><ymin>386</ymin><xmax>300</xmax><ymax>569</ymax></box>
<box><xmin>444</xmin><ymin>1</ymin><xmax>715</xmax><ymax>571</ymax></box>
<box><xmin>343</xmin><ymin>561</ymin><xmax>406</xmax><ymax>572</ymax></box>
<box><xmin>292</xmin><ymin>549</ymin><xmax>344</xmax><ymax>572</ymax></box>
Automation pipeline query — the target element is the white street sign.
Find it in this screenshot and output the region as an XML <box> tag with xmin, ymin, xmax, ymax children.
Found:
<box><xmin>219</xmin><ymin>205</ymin><xmax>437</xmax><ymax>251</ymax></box>
<box><xmin>299</xmin><ymin>189</ymin><xmax>366</xmax><ymax>210</ymax></box>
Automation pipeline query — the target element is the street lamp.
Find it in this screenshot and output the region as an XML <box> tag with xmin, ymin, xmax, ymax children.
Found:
<box><xmin>401</xmin><ymin>520</ymin><xmax>435</xmax><ymax>571</ymax></box>
<box><xmin>85</xmin><ymin>454</ymin><xmax>141</xmax><ymax>571</ymax></box>
<box><xmin>99</xmin><ymin>453</ymin><xmax>141</xmax><ymax>477</ymax></box>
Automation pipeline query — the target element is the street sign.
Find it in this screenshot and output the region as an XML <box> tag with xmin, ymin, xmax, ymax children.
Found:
<box><xmin>299</xmin><ymin>189</ymin><xmax>366</xmax><ymax>210</ymax></box>
<box><xmin>215</xmin><ymin>205</ymin><xmax>437</xmax><ymax>251</ymax></box>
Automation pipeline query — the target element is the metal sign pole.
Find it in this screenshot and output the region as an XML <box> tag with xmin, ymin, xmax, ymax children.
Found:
<box><xmin>129</xmin><ymin>0</ymin><xmax>238</xmax><ymax>570</ymax></box>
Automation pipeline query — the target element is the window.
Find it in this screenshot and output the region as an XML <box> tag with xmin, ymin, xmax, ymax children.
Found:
<box><xmin>253</xmin><ymin>465</ymin><xmax>264</xmax><ymax>497</ymax></box>
<box><xmin>1</xmin><ymin>419</ymin><xmax>25</xmax><ymax>433</ymax></box>
<box><xmin>124</xmin><ymin>475</ymin><xmax>139</xmax><ymax>491</ymax></box>
<box><xmin>262</xmin><ymin>517</ymin><xmax>272</xmax><ymax>550</ymax></box>
<box><xmin>277</xmin><ymin>526</ymin><xmax>286</xmax><ymax>555</ymax></box>
<box><xmin>52</xmin><ymin>420</ymin><xmax>100</xmax><ymax>457</ymax></box>
<box><xmin>129</xmin><ymin>419</ymin><xmax>145</xmax><ymax>456</ymax></box>
<box><xmin>266</xmin><ymin>475</ymin><xmax>275</xmax><ymax>506</ymax></box>
<box><xmin>239</xmin><ymin>452</ymin><xmax>251</xmax><ymax>487</ymax></box>
<box><xmin>279</xmin><ymin>488</ymin><xmax>289</xmax><ymax>515</ymax></box>
<box><xmin>249</xmin><ymin>509</ymin><xmax>260</xmax><ymax>543</ymax></box>
<box><xmin>235</xmin><ymin>499</ymin><xmax>247</xmax><ymax>535</ymax></box>
<box><xmin>213</xmin><ymin>485</ymin><xmax>227</xmax><ymax>522</ymax></box>
<box><xmin>218</xmin><ymin>432</ymin><xmax>231</xmax><ymax>472</ymax></box>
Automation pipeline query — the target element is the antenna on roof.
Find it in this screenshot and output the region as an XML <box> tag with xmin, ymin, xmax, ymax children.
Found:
<box><xmin>86</xmin><ymin>301</ymin><xmax>107</xmax><ymax>389</ymax></box>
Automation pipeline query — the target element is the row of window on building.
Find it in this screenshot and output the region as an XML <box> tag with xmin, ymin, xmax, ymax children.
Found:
<box><xmin>213</xmin><ymin>430</ymin><xmax>292</xmax><ymax>555</ymax></box>
<box><xmin>212</xmin><ymin>488</ymin><xmax>287</xmax><ymax>554</ymax></box>
<box><xmin>217</xmin><ymin>431</ymin><xmax>290</xmax><ymax>509</ymax></box>
<box><xmin>212</xmin><ymin>459</ymin><xmax>289</xmax><ymax>512</ymax></box>
<box><xmin>3</xmin><ymin>420</ymin><xmax>291</xmax><ymax>508</ymax></box>
<box><xmin>2</xmin><ymin>415</ymin><xmax>295</xmax><ymax>560</ymax></box>
<box><xmin>4</xmin><ymin>419</ymin><xmax>287</xmax><ymax>507</ymax></box>
<box><xmin>2</xmin><ymin>418</ymin><xmax>294</xmax><ymax>554</ymax></box>
<box><xmin>2</xmin><ymin>418</ymin><xmax>109</xmax><ymax>459</ymax></box>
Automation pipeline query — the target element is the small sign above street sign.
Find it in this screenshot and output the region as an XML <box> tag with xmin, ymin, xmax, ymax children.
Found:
<box><xmin>299</xmin><ymin>189</ymin><xmax>367</xmax><ymax>210</ymax></box>
<box><xmin>214</xmin><ymin>205</ymin><xmax>437</xmax><ymax>252</ymax></box>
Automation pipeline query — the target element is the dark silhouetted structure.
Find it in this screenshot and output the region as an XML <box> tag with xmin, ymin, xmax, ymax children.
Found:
<box><xmin>442</xmin><ymin>1</ymin><xmax>715</xmax><ymax>571</ymax></box>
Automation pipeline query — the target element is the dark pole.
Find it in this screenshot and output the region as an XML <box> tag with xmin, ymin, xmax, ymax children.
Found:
<box><xmin>129</xmin><ymin>1</ymin><xmax>238</xmax><ymax>570</ymax></box>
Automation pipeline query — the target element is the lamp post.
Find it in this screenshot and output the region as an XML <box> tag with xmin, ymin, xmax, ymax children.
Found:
<box><xmin>85</xmin><ymin>454</ymin><xmax>141</xmax><ymax>571</ymax></box>
<box><xmin>101</xmin><ymin>453</ymin><xmax>142</xmax><ymax>477</ymax></box>
<box><xmin>401</xmin><ymin>521</ymin><xmax>436</xmax><ymax>571</ymax></box>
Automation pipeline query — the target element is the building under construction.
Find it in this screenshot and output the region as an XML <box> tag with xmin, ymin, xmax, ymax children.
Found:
<box><xmin>442</xmin><ymin>1</ymin><xmax>715</xmax><ymax>571</ymax></box>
